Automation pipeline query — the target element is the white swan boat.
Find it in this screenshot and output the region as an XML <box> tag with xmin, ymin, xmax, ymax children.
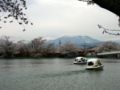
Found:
<box><xmin>74</xmin><ymin>57</ymin><xmax>87</xmax><ymax>64</ymax></box>
<box><xmin>85</xmin><ymin>58</ymin><xmax>104</xmax><ymax>70</ymax></box>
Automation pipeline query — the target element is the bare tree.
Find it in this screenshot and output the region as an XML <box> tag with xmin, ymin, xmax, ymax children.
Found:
<box><xmin>59</xmin><ymin>41</ymin><xmax>80</xmax><ymax>56</ymax></box>
<box><xmin>30</xmin><ymin>37</ymin><xmax>46</xmax><ymax>58</ymax></box>
<box><xmin>0</xmin><ymin>0</ymin><xmax>33</xmax><ymax>31</ymax></box>
<box><xmin>0</xmin><ymin>36</ymin><xmax>16</xmax><ymax>57</ymax></box>
<box><xmin>98</xmin><ymin>41</ymin><xmax>119</xmax><ymax>53</ymax></box>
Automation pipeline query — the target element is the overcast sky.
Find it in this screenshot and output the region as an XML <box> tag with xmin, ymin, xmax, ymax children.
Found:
<box><xmin>0</xmin><ymin>0</ymin><xmax>120</xmax><ymax>42</ymax></box>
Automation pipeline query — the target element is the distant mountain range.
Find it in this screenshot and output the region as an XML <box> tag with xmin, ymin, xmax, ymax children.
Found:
<box><xmin>46</xmin><ymin>35</ymin><xmax>103</xmax><ymax>49</ymax></box>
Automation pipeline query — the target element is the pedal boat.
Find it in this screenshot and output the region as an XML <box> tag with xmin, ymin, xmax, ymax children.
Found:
<box><xmin>85</xmin><ymin>58</ymin><xmax>104</xmax><ymax>70</ymax></box>
<box><xmin>74</xmin><ymin>57</ymin><xmax>87</xmax><ymax>64</ymax></box>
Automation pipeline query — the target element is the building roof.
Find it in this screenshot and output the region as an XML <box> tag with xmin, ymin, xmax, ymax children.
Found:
<box><xmin>97</xmin><ymin>51</ymin><xmax>120</xmax><ymax>55</ymax></box>
<box><xmin>89</xmin><ymin>46</ymin><xmax>102</xmax><ymax>51</ymax></box>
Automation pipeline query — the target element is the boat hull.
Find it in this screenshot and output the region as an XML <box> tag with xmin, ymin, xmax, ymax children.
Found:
<box><xmin>74</xmin><ymin>62</ymin><xmax>86</xmax><ymax>64</ymax></box>
<box><xmin>85</xmin><ymin>65</ymin><xmax>104</xmax><ymax>70</ymax></box>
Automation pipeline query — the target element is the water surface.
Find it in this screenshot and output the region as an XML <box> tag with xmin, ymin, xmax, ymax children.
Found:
<box><xmin>0</xmin><ymin>58</ymin><xmax>120</xmax><ymax>90</ymax></box>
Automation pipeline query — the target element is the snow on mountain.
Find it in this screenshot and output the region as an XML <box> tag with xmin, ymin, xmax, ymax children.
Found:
<box><xmin>46</xmin><ymin>35</ymin><xmax>103</xmax><ymax>48</ymax></box>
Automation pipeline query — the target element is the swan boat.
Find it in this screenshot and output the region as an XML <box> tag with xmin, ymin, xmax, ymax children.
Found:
<box><xmin>85</xmin><ymin>58</ymin><xmax>104</xmax><ymax>70</ymax></box>
<box><xmin>74</xmin><ymin>57</ymin><xmax>87</xmax><ymax>64</ymax></box>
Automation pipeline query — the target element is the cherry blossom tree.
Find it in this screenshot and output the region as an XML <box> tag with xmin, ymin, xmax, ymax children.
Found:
<box><xmin>43</xmin><ymin>43</ymin><xmax>55</xmax><ymax>56</ymax></box>
<box><xmin>16</xmin><ymin>40</ymin><xmax>33</xmax><ymax>56</ymax></box>
<box><xmin>98</xmin><ymin>41</ymin><xmax>119</xmax><ymax>53</ymax></box>
<box><xmin>59</xmin><ymin>41</ymin><xmax>80</xmax><ymax>56</ymax></box>
<box><xmin>0</xmin><ymin>0</ymin><xmax>33</xmax><ymax>31</ymax></box>
<box><xmin>30</xmin><ymin>37</ymin><xmax>46</xmax><ymax>58</ymax></box>
<box><xmin>0</xmin><ymin>36</ymin><xmax>16</xmax><ymax>57</ymax></box>
<box><xmin>79</xmin><ymin>0</ymin><xmax>120</xmax><ymax>35</ymax></box>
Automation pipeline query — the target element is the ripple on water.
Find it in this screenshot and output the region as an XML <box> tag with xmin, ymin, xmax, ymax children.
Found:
<box><xmin>0</xmin><ymin>58</ymin><xmax>120</xmax><ymax>90</ymax></box>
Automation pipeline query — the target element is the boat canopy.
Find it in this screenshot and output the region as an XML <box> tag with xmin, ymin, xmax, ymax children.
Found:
<box><xmin>87</xmin><ymin>58</ymin><xmax>102</xmax><ymax>66</ymax></box>
<box><xmin>75</xmin><ymin>57</ymin><xmax>86</xmax><ymax>62</ymax></box>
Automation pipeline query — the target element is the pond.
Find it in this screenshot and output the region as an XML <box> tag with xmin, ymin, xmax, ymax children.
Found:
<box><xmin>0</xmin><ymin>58</ymin><xmax>120</xmax><ymax>90</ymax></box>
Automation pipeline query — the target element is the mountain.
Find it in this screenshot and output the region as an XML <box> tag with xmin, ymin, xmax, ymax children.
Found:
<box><xmin>46</xmin><ymin>35</ymin><xmax>103</xmax><ymax>49</ymax></box>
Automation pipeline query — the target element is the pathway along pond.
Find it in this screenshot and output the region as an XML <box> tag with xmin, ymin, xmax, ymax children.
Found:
<box><xmin>0</xmin><ymin>58</ymin><xmax>120</xmax><ymax>90</ymax></box>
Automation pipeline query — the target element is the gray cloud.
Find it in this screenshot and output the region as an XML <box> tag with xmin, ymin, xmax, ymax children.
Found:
<box><xmin>0</xmin><ymin>0</ymin><xmax>119</xmax><ymax>42</ymax></box>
